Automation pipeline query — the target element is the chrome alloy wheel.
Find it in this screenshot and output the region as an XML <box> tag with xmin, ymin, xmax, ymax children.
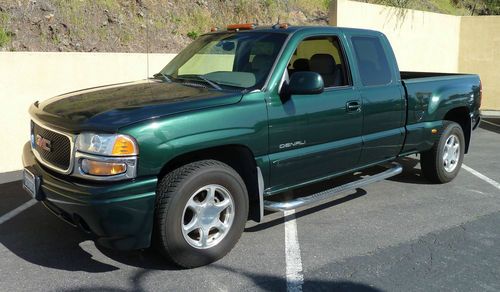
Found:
<box><xmin>443</xmin><ymin>134</ymin><xmax>460</xmax><ymax>173</ymax></box>
<box><xmin>181</xmin><ymin>184</ymin><xmax>234</xmax><ymax>249</ymax></box>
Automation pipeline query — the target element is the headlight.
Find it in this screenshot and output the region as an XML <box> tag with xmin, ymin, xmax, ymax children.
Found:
<box><xmin>76</xmin><ymin>133</ymin><xmax>138</xmax><ymax>156</ymax></box>
<box><xmin>73</xmin><ymin>133</ymin><xmax>138</xmax><ymax>180</ymax></box>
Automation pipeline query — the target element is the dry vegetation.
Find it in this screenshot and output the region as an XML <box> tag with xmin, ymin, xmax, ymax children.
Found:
<box><xmin>360</xmin><ymin>0</ymin><xmax>499</xmax><ymax>15</ymax></box>
<box><xmin>1</xmin><ymin>0</ymin><xmax>495</xmax><ymax>52</ymax></box>
<box><xmin>0</xmin><ymin>0</ymin><xmax>331</xmax><ymax>52</ymax></box>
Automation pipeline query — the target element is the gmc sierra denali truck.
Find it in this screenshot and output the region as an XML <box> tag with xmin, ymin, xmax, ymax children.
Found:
<box><xmin>22</xmin><ymin>24</ymin><xmax>481</xmax><ymax>268</ymax></box>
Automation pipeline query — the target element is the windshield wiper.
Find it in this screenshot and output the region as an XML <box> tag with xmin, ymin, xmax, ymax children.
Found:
<box><xmin>195</xmin><ymin>75</ymin><xmax>222</xmax><ymax>90</ymax></box>
<box><xmin>153</xmin><ymin>72</ymin><xmax>172</xmax><ymax>82</ymax></box>
<box><xmin>177</xmin><ymin>74</ymin><xmax>222</xmax><ymax>90</ymax></box>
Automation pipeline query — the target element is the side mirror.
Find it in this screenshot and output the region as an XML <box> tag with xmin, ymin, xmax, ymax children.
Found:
<box><xmin>288</xmin><ymin>71</ymin><xmax>324</xmax><ymax>95</ymax></box>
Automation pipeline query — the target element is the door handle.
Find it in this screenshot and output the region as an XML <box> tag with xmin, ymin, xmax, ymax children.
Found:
<box><xmin>346</xmin><ymin>101</ymin><xmax>361</xmax><ymax>112</ymax></box>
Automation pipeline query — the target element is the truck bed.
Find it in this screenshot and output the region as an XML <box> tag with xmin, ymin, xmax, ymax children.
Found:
<box><xmin>399</xmin><ymin>71</ymin><xmax>481</xmax><ymax>155</ymax></box>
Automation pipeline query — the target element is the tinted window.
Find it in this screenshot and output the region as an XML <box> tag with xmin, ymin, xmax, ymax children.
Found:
<box><xmin>351</xmin><ymin>37</ymin><xmax>392</xmax><ymax>86</ymax></box>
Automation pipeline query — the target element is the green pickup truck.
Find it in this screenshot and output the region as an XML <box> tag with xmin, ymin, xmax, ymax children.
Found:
<box><xmin>22</xmin><ymin>24</ymin><xmax>481</xmax><ymax>268</ymax></box>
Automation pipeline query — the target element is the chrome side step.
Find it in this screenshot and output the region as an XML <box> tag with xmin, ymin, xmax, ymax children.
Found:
<box><xmin>263</xmin><ymin>162</ymin><xmax>403</xmax><ymax>212</ymax></box>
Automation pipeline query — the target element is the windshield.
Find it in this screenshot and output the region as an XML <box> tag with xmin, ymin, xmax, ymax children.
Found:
<box><xmin>159</xmin><ymin>32</ymin><xmax>288</xmax><ymax>90</ymax></box>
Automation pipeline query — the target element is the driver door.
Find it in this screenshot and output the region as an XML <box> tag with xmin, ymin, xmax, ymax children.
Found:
<box><xmin>266</xmin><ymin>35</ymin><xmax>363</xmax><ymax>192</ymax></box>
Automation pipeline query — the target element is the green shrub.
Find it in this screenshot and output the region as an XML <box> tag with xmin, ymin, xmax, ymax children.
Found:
<box><xmin>187</xmin><ymin>31</ymin><xmax>199</xmax><ymax>39</ymax></box>
<box><xmin>0</xmin><ymin>28</ymin><xmax>11</xmax><ymax>48</ymax></box>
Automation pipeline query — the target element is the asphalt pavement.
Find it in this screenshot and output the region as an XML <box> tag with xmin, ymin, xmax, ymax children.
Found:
<box><xmin>1</xmin><ymin>120</ymin><xmax>499</xmax><ymax>292</ymax></box>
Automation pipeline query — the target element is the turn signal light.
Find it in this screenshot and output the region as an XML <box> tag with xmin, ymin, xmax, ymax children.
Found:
<box><xmin>227</xmin><ymin>23</ymin><xmax>256</xmax><ymax>30</ymax></box>
<box><xmin>81</xmin><ymin>159</ymin><xmax>127</xmax><ymax>176</ymax></box>
<box><xmin>111</xmin><ymin>135</ymin><xmax>138</xmax><ymax>156</ymax></box>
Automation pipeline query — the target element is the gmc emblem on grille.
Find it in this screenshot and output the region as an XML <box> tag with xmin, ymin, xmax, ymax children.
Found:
<box><xmin>35</xmin><ymin>134</ymin><xmax>52</xmax><ymax>152</ymax></box>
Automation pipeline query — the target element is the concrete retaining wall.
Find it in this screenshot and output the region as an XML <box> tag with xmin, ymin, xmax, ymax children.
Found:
<box><xmin>329</xmin><ymin>0</ymin><xmax>500</xmax><ymax>110</ymax></box>
<box><xmin>0</xmin><ymin>52</ymin><xmax>175</xmax><ymax>173</ymax></box>
<box><xmin>329</xmin><ymin>0</ymin><xmax>461</xmax><ymax>73</ymax></box>
<box><xmin>459</xmin><ymin>16</ymin><xmax>500</xmax><ymax>110</ymax></box>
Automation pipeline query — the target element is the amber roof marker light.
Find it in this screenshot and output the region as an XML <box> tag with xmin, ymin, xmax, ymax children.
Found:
<box><xmin>271</xmin><ymin>23</ymin><xmax>289</xmax><ymax>29</ymax></box>
<box><xmin>227</xmin><ymin>23</ymin><xmax>256</xmax><ymax>31</ymax></box>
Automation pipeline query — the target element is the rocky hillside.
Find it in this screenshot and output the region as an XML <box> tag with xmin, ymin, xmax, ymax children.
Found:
<box><xmin>0</xmin><ymin>0</ymin><xmax>330</xmax><ymax>53</ymax></box>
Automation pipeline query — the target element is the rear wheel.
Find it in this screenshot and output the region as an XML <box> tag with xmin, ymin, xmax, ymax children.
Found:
<box><xmin>420</xmin><ymin>121</ymin><xmax>465</xmax><ymax>183</ymax></box>
<box><xmin>154</xmin><ymin>160</ymin><xmax>248</xmax><ymax>268</ymax></box>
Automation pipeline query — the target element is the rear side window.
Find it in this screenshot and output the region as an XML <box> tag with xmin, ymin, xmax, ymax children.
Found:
<box><xmin>351</xmin><ymin>37</ymin><xmax>392</xmax><ymax>86</ymax></box>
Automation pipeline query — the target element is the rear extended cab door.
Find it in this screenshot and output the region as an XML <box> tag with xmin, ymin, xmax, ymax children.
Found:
<box><xmin>342</xmin><ymin>29</ymin><xmax>406</xmax><ymax>165</ymax></box>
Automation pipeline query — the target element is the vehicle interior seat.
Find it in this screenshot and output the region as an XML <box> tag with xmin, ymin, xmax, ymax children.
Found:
<box><xmin>309</xmin><ymin>54</ymin><xmax>342</xmax><ymax>87</ymax></box>
<box><xmin>336</xmin><ymin>64</ymin><xmax>345</xmax><ymax>85</ymax></box>
<box><xmin>249</xmin><ymin>55</ymin><xmax>273</xmax><ymax>83</ymax></box>
<box><xmin>292</xmin><ymin>58</ymin><xmax>310</xmax><ymax>73</ymax></box>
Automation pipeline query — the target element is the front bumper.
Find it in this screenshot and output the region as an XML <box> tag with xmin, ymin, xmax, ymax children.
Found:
<box><xmin>22</xmin><ymin>142</ymin><xmax>157</xmax><ymax>250</ymax></box>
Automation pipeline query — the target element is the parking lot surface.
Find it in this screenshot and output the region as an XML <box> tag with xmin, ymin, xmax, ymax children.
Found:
<box><xmin>1</xmin><ymin>121</ymin><xmax>499</xmax><ymax>292</ymax></box>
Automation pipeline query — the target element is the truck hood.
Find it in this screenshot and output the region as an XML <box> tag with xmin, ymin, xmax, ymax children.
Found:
<box><xmin>29</xmin><ymin>80</ymin><xmax>243</xmax><ymax>133</ymax></box>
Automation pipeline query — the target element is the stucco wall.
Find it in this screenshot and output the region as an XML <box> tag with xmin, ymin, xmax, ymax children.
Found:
<box><xmin>329</xmin><ymin>0</ymin><xmax>500</xmax><ymax>110</ymax></box>
<box><xmin>459</xmin><ymin>16</ymin><xmax>500</xmax><ymax>110</ymax></box>
<box><xmin>0</xmin><ymin>52</ymin><xmax>176</xmax><ymax>173</ymax></box>
<box><xmin>329</xmin><ymin>0</ymin><xmax>461</xmax><ymax>73</ymax></box>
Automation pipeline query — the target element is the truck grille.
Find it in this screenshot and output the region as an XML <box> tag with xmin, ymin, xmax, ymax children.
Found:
<box><xmin>32</xmin><ymin>121</ymin><xmax>72</xmax><ymax>171</ymax></box>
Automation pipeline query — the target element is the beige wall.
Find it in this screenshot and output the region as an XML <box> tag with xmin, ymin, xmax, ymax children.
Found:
<box><xmin>459</xmin><ymin>16</ymin><xmax>500</xmax><ymax>110</ymax></box>
<box><xmin>330</xmin><ymin>0</ymin><xmax>461</xmax><ymax>73</ymax></box>
<box><xmin>0</xmin><ymin>52</ymin><xmax>176</xmax><ymax>173</ymax></box>
<box><xmin>329</xmin><ymin>0</ymin><xmax>500</xmax><ymax>110</ymax></box>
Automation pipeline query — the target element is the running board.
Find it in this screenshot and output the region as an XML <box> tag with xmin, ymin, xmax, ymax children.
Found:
<box><xmin>263</xmin><ymin>162</ymin><xmax>403</xmax><ymax>212</ymax></box>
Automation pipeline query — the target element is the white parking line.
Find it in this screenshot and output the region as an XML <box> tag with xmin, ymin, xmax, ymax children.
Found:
<box><xmin>284</xmin><ymin>209</ymin><xmax>304</xmax><ymax>292</ymax></box>
<box><xmin>462</xmin><ymin>164</ymin><xmax>500</xmax><ymax>190</ymax></box>
<box><xmin>0</xmin><ymin>199</ymin><xmax>37</xmax><ymax>225</ymax></box>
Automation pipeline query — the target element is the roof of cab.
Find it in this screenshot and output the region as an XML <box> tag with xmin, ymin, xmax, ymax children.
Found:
<box><xmin>205</xmin><ymin>25</ymin><xmax>381</xmax><ymax>36</ymax></box>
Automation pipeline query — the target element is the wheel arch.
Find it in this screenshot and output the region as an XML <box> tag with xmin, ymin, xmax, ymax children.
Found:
<box><xmin>443</xmin><ymin>106</ymin><xmax>471</xmax><ymax>153</ymax></box>
<box><xmin>157</xmin><ymin>144</ymin><xmax>263</xmax><ymax>222</ymax></box>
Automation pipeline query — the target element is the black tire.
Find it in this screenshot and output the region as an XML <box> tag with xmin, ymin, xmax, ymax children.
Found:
<box><xmin>154</xmin><ymin>160</ymin><xmax>248</xmax><ymax>268</ymax></box>
<box><xmin>420</xmin><ymin>121</ymin><xmax>465</xmax><ymax>183</ymax></box>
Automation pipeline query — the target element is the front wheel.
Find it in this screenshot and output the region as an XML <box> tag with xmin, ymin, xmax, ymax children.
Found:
<box><xmin>154</xmin><ymin>160</ymin><xmax>248</xmax><ymax>268</ymax></box>
<box><xmin>420</xmin><ymin>121</ymin><xmax>465</xmax><ymax>183</ymax></box>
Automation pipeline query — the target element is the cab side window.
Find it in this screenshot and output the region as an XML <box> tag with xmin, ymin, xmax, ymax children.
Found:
<box><xmin>288</xmin><ymin>36</ymin><xmax>350</xmax><ymax>87</ymax></box>
<box><xmin>351</xmin><ymin>36</ymin><xmax>392</xmax><ymax>86</ymax></box>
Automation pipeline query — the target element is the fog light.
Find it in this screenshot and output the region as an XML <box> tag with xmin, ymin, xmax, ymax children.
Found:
<box><xmin>81</xmin><ymin>159</ymin><xmax>127</xmax><ymax>176</ymax></box>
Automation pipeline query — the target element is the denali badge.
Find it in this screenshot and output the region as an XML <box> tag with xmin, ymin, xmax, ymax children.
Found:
<box><xmin>279</xmin><ymin>140</ymin><xmax>306</xmax><ymax>149</ymax></box>
<box><xmin>35</xmin><ymin>134</ymin><xmax>52</xmax><ymax>152</ymax></box>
